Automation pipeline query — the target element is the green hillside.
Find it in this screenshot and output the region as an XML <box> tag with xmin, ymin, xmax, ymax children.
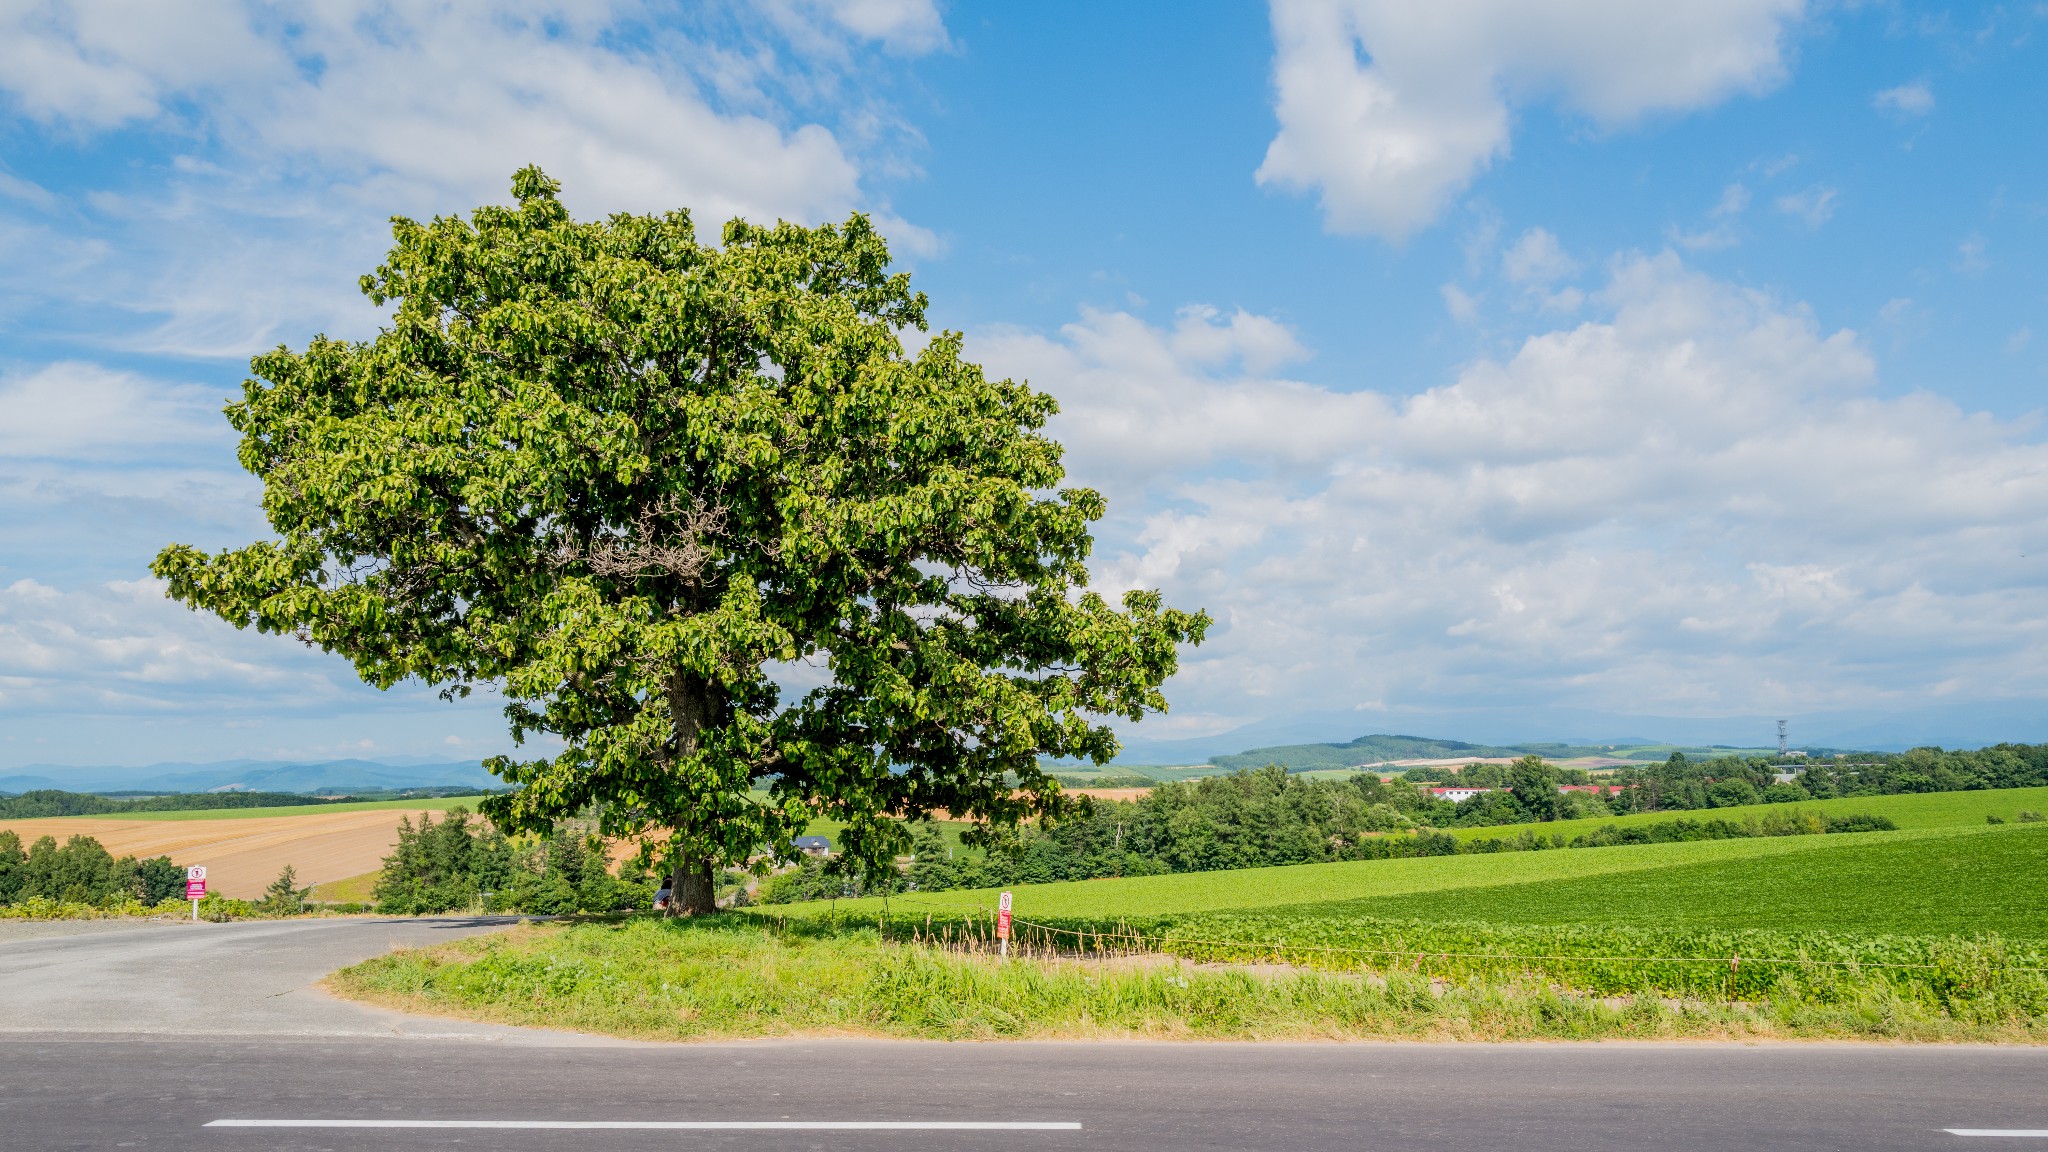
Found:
<box><xmin>774</xmin><ymin>823</ymin><xmax>1919</xmax><ymax>921</ymax></box>
<box><xmin>1355</xmin><ymin>823</ymin><xmax>2048</xmax><ymax>939</ymax></box>
<box><xmin>1199</xmin><ymin>734</ymin><xmax>1821</xmax><ymax>773</ymax></box>
<box><xmin>1452</xmin><ymin>785</ymin><xmax>2048</xmax><ymax>842</ymax></box>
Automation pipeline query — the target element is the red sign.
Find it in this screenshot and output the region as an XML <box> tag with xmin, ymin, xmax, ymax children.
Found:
<box><xmin>185</xmin><ymin>879</ymin><xmax>207</xmax><ymax>900</ymax></box>
<box><xmin>996</xmin><ymin>890</ymin><xmax>1013</xmax><ymax>940</ymax></box>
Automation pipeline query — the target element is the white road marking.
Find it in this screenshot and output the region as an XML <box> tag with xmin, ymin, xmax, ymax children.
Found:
<box><xmin>207</xmin><ymin>1119</ymin><xmax>1082</xmax><ymax>1131</ymax></box>
<box><xmin>1947</xmin><ymin>1132</ymin><xmax>2048</xmax><ymax>1139</ymax></box>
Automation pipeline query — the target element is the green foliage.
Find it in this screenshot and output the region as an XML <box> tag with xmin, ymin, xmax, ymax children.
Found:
<box><xmin>0</xmin><ymin>789</ymin><xmax>340</xmax><ymax>819</ymax></box>
<box><xmin>260</xmin><ymin>864</ymin><xmax>311</xmax><ymax>916</ymax></box>
<box><xmin>759</xmin><ymin>765</ymin><xmax>1890</xmax><ymax>903</ymax></box>
<box><xmin>151</xmin><ymin>167</ymin><xmax>1206</xmax><ymax>903</ymax></box>
<box><xmin>0</xmin><ymin>832</ymin><xmax>183</xmax><ymax>908</ymax></box>
<box><xmin>371</xmin><ymin>806</ymin><xmax>647</xmax><ymax>915</ymax></box>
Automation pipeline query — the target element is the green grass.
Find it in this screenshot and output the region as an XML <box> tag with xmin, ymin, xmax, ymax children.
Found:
<box><xmin>1453</xmin><ymin>786</ymin><xmax>2048</xmax><ymax>843</ymax></box>
<box><xmin>310</xmin><ymin>869</ymin><xmax>380</xmax><ymax>904</ymax></box>
<box><xmin>1361</xmin><ymin>822</ymin><xmax>2048</xmax><ymax>940</ymax></box>
<box><xmin>328</xmin><ymin>915</ymin><xmax>2048</xmax><ymax>1043</ymax></box>
<box><xmin>67</xmin><ymin>795</ymin><xmax>492</xmax><ymax>822</ymax></box>
<box><xmin>768</xmin><ymin>825</ymin><xmax>1951</xmax><ymax>922</ymax></box>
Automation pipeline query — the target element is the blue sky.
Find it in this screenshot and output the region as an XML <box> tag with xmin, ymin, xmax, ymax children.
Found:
<box><xmin>3</xmin><ymin>1</ymin><xmax>2046</xmax><ymax>770</ymax></box>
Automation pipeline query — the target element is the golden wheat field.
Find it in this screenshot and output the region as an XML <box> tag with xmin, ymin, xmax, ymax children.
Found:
<box><xmin>0</xmin><ymin>809</ymin><xmax>425</xmax><ymax>898</ymax></box>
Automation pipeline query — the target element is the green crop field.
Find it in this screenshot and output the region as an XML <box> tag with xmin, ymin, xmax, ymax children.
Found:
<box><xmin>763</xmin><ymin>823</ymin><xmax>1949</xmax><ymax>922</ymax></box>
<box><xmin>89</xmin><ymin>795</ymin><xmax>492</xmax><ymax>821</ymax></box>
<box><xmin>1451</xmin><ymin>786</ymin><xmax>2048</xmax><ymax>842</ymax></box>
<box><xmin>1331</xmin><ymin>823</ymin><xmax>2048</xmax><ymax>940</ymax></box>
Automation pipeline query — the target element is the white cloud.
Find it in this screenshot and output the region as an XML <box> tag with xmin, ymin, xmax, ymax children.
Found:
<box><xmin>0</xmin><ymin>362</ymin><xmax>228</xmax><ymax>460</ymax></box>
<box><xmin>1257</xmin><ymin>0</ymin><xmax>1804</xmax><ymax>239</ymax></box>
<box><xmin>1501</xmin><ymin>228</ymin><xmax>1578</xmax><ymax>285</ymax></box>
<box><xmin>1669</xmin><ymin>182</ymin><xmax>1751</xmax><ymax>251</ymax></box>
<box><xmin>0</xmin><ymin>3</ymin><xmax>890</xmax><ymax>227</ymax></box>
<box><xmin>782</xmin><ymin>0</ymin><xmax>948</xmax><ymax>53</ymax></box>
<box><xmin>0</xmin><ymin>2</ymin><xmax>949</xmax><ymax>363</ymax></box>
<box><xmin>0</xmin><ymin>577</ymin><xmax>351</xmax><ymax>713</ymax></box>
<box><xmin>1957</xmin><ymin>233</ymin><xmax>1989</xmax><ymax>274</ymax></box>
<box><xmin>977</xmin><ymin>254</ymin><xmax>2048</xmax><ymax>725</ymax></box>
<box><xmin>1441</xmin><ymin>283</ymin><xmax>1481</xmax><ymax>323</ymax></box>
<box><xmin>1775</xmin><ymin>185</ymin><xmax>1838</xmax><ymax>227</ymax></box>
<box><xmin>1873</xmin><ymin>81</ymin><xmax>1935</xmax><ymax>117</ymax></box>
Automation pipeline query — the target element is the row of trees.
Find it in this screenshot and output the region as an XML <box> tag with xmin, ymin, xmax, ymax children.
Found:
<box><xmin>371</xmin><ymin>807</ymin><xmax>658</xmax><ymax>915</ymax></box>
<box><xmin>753</xmin><ymin>766</ymin><xmax>1901</xmax><ymax>900</ymax></box>
<box><xmin>0</xmin><ymin>790</ymin><xmax>337</xmax><ymax>820</ymax></box>
<box><xmin>0</xmin><ymin>832</ymin><xmax>185</xmax><ymax>907</ymax></box>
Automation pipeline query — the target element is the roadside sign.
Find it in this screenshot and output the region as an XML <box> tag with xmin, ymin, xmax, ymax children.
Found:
<box><xmin>185</xmin><ymin>878</ymin><xmax>207</xmax><ymax>899</ymax></box>
<box><xmin>996</xmin><ymin>890</ymin><xmax>1013</xmax><ymax>957</ymax></box>
<box><xmin>185</xmin><ymin>865</ymin><xmax>207</xmax><ymax>919</ymax></box>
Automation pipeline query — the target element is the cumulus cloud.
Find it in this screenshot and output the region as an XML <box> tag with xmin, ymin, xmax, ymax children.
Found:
<box><xmin>1257</xmin><ymin>0</ymin><xmax>1804</xmax><ymax>239</ymax></box>
<box><xmin>976</xmin><ymin>255</ymin><xmax>2048</xmax><ymax>727</ymax></box>
<box><xmin>0</xmin><ymin>2</ymin><xmax>946</xmax><ymax>361</ymax></box>
<box><xmin>0</xmin><ymin>2</ymin><xmax>892</xmax><ymax>225</ymax></box>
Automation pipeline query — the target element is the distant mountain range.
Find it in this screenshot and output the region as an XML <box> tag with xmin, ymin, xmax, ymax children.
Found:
<box><xmin>0</xmin><ymin>758</ymin><xmax>500</xmax><ymax>796</ymax></box>
<box><xmin>1204</xmin><ymin>735</ymin><xmax>1624</xmax><ymax>772</ymax></box>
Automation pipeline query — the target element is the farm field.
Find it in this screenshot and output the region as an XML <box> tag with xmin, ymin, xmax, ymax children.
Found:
<box><xmin>51</xmin><ymin>795</ymin><xmax>490</xmax><ymax>822</ymax></box>
<box><xmin>0</xmin><ymin>800</ymin><xmax>483</xmax><ymax>898</ymax></box>
<box><xmin>1352</xmin><ymin>822</ymin><xmax>2048</xmax><ymax>940</ymax></box>
<box><xmin>763</xmin><ymin>822</ymin><xmax>1959</xmax><ymax>922</ymax></box>
<box><xmin>1449</xmin><ymin>785</ymin><xmax>2048</xmax><ymax>842</ymax></box>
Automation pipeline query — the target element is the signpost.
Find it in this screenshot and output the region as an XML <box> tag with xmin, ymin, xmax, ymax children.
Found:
<box><xmin>185</xmin><ymin>865</ymin><xmax>207</xmax><ymax>922</ymax></box>
<box><xmin>997</xmin><ymin>890</ymin><xmax>1013</xmax><ymax>959</ymax></box>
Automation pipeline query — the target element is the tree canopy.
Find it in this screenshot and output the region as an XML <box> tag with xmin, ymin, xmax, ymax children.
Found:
<box><xmin>154</xmin><ymin>167</ymin><xmax>1207</xmax><ymax>911</ymax></box>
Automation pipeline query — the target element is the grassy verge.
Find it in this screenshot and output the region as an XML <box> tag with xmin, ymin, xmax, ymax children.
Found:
<box><xmin>310</xmin><ymin>869</ymin><xmax>380</xmax><ymax>904</ymax></box>
<box><xmin>328</xmin><ymin>916</ymin><xmax>2048</xmax><ymax>1043</ymax></box>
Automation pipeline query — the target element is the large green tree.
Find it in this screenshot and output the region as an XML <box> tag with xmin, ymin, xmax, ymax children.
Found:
<box><xmin>154</xmin><ymin>168</ymin><xmax>1207</xmax><ymax>914</ymax></box>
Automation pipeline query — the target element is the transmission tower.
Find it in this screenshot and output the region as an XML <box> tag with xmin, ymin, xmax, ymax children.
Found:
<box><xmin>1777</xmin><ymin>720</ymin><xmax>1788</xmax><ymax>757</ymax></box>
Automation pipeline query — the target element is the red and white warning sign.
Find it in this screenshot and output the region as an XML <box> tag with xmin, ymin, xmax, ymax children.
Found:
<box><xmin>184</xmin><ymin>865</ymin><xmax>207</xmax><ymax>901</ymax></box>
<box><xmin>996</xmin><ymin>890</ymin><xmax>1013</xmax><ymax>940</ymax></box>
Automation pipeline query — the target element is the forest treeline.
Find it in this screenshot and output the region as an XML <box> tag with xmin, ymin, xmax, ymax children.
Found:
<box><xmin>0</xmin><ymin>789</ymin><xmax>336</xmax><ymax>818</ymax></box>
<box><xmin>370</xmin><ymin>807</ymin><xmax>682</xmax><ymax>914</ymax></box>
<box><xmin>0</xmin><ymin>831</ymin><xmax>185</xmax><ymax>906</ymax></box>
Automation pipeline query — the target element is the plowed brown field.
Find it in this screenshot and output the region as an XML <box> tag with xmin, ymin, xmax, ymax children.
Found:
<box><xmin>0</xmin><ymin>810</ymin><xmax>418</xmax><ymax>898</ymax></box>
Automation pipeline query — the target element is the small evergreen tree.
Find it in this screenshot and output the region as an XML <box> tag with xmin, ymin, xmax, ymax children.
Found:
<box><xmin>261</xmin><ymin>864</ymin><xmax>310</xmax><ymax>916</ymax></box>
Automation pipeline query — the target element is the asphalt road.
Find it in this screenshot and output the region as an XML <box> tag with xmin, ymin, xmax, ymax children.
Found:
<box><xmin>2</xmin><ymin>918</ymin><xmax>2045</xmax><ymax>1151</ymax></box>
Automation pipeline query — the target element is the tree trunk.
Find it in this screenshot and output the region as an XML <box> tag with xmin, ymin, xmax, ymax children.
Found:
<box><xmin>669</xmin><ymin>857</ymin><xmax>717</xmax><ymax>916</ymax></box>
<box><xmin>664</xmin><ymin>669</ymin><xmax>722</xmax><ymax>917</ymax></box>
